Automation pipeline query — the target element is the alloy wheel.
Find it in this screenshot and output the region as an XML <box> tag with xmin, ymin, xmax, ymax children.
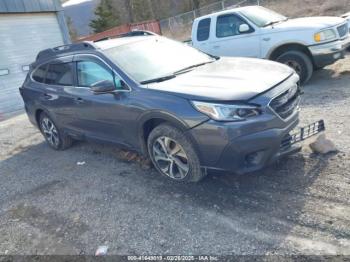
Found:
<box><xmin>41</xmin><ymin>117</ymin><xmax>59</xmax><ymax>147</ymax></box>
<box><xmin>152</xmin><ymin>136</ymin><xmax>189</xmax><ymax>180</ymax></box>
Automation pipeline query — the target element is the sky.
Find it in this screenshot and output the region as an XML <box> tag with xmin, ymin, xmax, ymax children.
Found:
<box><xmin>62</xmin><ymin>0</ymin><xmax>94</xmax><ymax>7</ymax></box>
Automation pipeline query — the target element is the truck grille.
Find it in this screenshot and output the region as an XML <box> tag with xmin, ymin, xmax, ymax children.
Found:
<box><xmin>270</xmin><ymin>84</ymin><xmax>300</xmax><ymax>119</ymax></box>
<box><xmin>337</xmin><ymin>24</ymin><xmax>348</xmax><ymax>38</ymax></box>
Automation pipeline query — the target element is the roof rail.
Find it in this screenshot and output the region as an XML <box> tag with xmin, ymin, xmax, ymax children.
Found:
<box><xmin>36</xmin><ymin>42</ymin><xmax>98</xmax><ymax>62</ymax></box>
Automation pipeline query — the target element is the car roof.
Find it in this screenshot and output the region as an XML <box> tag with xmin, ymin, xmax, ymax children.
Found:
<box><xmin>33</xmin><ymin>36</ymin><xmax>159</xmax><ymax>66</ymax></box>
<box><xmin>94</xmin><ymin>35</ymin><xmax>156</xmax><ymax>50</ymax></box>
<box><xmin>193</xmin><ymin>5</ymin><xmax>261</xmax><ymax>21</ymax></box>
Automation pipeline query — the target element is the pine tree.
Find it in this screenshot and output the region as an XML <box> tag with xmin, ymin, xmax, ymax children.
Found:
<box><xmin>90</xmin><ymin>0</ymin><xmax>121</xmax><ymax>33</ymax></box>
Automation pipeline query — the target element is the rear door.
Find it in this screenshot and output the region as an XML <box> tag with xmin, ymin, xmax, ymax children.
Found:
<box><xmin>209</xmin><ymin>13</ymin><xmax>260</xmax><ymax>57</ymax></box>
<box><xmin>32</xmin><ymin>57</ymin><xmax>78</xmax><ymax>128</ymax></box>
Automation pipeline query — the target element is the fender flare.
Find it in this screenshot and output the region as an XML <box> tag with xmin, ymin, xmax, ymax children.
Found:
<box><xmin>137</xmin><ymin>110</ymin><xmax>192</xmax><ymax>155</ymax></box>
<box><xmin>265</xmin><ymin>41</ymin><xmax>310</xmax><ymax>60</ymax></box>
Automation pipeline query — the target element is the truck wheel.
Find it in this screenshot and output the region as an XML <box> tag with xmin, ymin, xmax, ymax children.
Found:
<box><xmin>39</xmin><ymin>112</ymin><xmax>72</xmax><ymax>150</ymax></box>
<box><xmin>276</xmin><ymin>50</ymin><xmax>313</xmax><ymax>84</ymax></box>
<box><xmin>147</xmin><ymin>124</ymin><xmax>205</xmax><ymax>183</ymax></box>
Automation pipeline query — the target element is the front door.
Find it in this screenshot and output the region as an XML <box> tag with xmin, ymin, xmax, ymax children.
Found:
<box><xmin>210</xmin><ymin>13</ymin><xmax>261</xmax><ymax>58</ymax></box>
<box><xmin>67</xmin><ymin>55</ymin><xmax>132</xmax><ymax>146</ymax></box>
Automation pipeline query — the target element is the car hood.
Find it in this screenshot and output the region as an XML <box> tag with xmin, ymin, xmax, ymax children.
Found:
<box><xmin>273</xmin><ymin>17</ymin><xmax>346</xmax><ymax>30</ymax></box>
<box><xmin>146</xmin><ymin>57</ymin><xmax>294</xmax><ymax>101</ymax></box>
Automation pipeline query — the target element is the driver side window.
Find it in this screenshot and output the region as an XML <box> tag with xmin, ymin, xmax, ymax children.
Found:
<box><xmin>216</xmin><ymin>14</ymin><xmax>252</xmax><ymax>38</ymax></box>
<box><xmin>77</xmin><ymin>61</ymin><xmax>123</xmax><ymax>89</ymax></box>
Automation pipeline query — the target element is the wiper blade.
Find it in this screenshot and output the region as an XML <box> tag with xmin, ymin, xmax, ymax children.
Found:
<box><xmin>263</xmin><ymin>20</ymin><xmax>279</xmax><ymax>27</ymax></box>
<box><xmin>140</xmin><ymin>74</ymin><xmax>176</xmax><ymax>84</ymax></box>
<box><xmin>140</xmin><ymin>60</ymin><xmax>216</xmax><ymax>84</ymax></box>
<box><xmin>263</xmin><ymin>18</ymin><xmax>288</xmax><ymax>27</ymax></box>
<box><xmin>173</xmin><ymin>60</ymin><xmax>215</xmax><ymax>75</ymax></box>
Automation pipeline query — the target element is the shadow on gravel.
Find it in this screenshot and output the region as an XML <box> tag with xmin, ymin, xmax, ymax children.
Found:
<box><xmin>0</xmin><ymin>140</ymin><xmax>334</xmax><ymax>254</ymax></box>
<box><xmin>300</xmin><ymin>68</ymin><xmax>350</xmax><ymax>108</ymax></box>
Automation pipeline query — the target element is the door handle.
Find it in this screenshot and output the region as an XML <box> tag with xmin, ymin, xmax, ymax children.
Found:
<box><xmin>42</xmin><ymin>93</ymin><xmax>52</xmax><ymax>100</ymax></box>
<box><xmin>213</xmin><ymin>45</ymin><xmax>220</xmax><ymax>49</ymax></box>
<box><xmin>75</xmin><ymin>97</ymin><xmax>84</xmax><ymax>104</ymax></box>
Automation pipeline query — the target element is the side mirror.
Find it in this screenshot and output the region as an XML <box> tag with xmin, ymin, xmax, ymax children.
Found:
<box><xmin>91</xmin><ymin>80</ymin><xmax>115</xmax><ymax>93</ymax></box>
<box><xmin>239</xmin><ymin>24</ymin><xmax>250</xmax><ymax>33</ymax></box>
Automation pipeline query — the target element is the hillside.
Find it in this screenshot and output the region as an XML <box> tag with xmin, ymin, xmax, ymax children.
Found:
<box><xmin>63</xmin><ymin>0</ymin><xmax>350</xmax><ymax>38</ymax></box>
<box><xmin>263</xmin><ymin>0</ymin><xmax>350</xmax><ymax>17</ymax></box>
<box><xmin>63</xmin><ymin>0</ymin><xmax>99</xmax><ymax>36</ymax></box>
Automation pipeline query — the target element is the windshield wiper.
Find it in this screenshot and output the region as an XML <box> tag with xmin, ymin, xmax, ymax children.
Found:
<box><xmin>140</xmin><ymin>60</ymin><xmax>216</xmax><ymax>84</ymax></box>
<box><xmin>140</xmin><ymin>74</ymin><xmax>176</xmax><ymax>84</ymax></box>
<box><xmin>173</xmin><ymin>60</ymin><xmax>215</xmax><ymax>75</ymax></box>
<box><xmin>263</xmin><ymin>18</ymin><xmax>288</xmax><ymax>27</ymax></box>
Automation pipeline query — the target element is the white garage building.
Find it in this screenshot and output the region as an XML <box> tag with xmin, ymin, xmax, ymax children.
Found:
<box><xmin>0</xmin><ymin>0</ymin><xmax>70</xmax><ymax>119</ymax></box>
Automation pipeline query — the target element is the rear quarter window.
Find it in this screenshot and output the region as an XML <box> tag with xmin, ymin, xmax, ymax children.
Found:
<box><xmin>197</xmin><ymin>18</ymin><xmax>211</xmax><ymax>42</ymax></box>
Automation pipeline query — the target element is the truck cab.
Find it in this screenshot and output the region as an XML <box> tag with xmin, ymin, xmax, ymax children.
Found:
<box><xmin>192</xmin><ymin>6</ymin><xmax>350</xmax><ymax>83</ymax></box>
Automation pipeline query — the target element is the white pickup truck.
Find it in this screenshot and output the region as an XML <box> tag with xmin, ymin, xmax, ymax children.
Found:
<box><xmin>191</xmin><ymin>6</ymin><xmax>350</xmax><ymax>83</ymax></box>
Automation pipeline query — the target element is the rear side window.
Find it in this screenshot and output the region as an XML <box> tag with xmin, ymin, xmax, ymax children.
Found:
<box><xmin>46</xmin><ymin>63</ymin><xmax>74</xmax><ymax>86</ymax></box>
<box><xmin>32</xmin><ymin>64</ymin><xmax>47</xmax><ymax>83</ymax></box>
<box><xmin>197</xmin><ymin>18</ymin><xmax>211</xmax><ymax>41</ymax></box>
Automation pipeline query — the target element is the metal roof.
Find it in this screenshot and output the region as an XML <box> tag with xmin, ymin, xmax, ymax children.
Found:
<box><xmin>0</xmin><ymin>0</ymin><xmax>62</xmax><ymax>13</ymax></box>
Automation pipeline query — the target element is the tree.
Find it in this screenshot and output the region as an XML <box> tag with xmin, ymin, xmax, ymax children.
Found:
<box><xmin>89</xmin><ymin>0</ymin><xmax>121</xmax><ymax>33</ymax></box>
<box><xmin>192</xmin><ymin>0</ymin><xmax>201</xmax><ymax>10</ymax></box>
<box><xmin>66</xmin><ymin>16</ymin><xmax>78</xmax><ymax>42</ymax></box>
<box><xmin>128</xmin><ymin>0</ymin><xmax>151</xmax><ymax>22</ymax></box>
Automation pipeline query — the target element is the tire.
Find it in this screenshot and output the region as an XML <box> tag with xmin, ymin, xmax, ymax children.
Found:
<box><xmin>276</xmin><ymin>50</ymin><xmax>313</xmax><ymax>84</ymax></box>
<box><xmin>147</xmin><ymin>124</ymin><xmax>205</xmax><ymax>183</ymax></box>
<box><xmin>314</xmin><ymin>66</ymin><xmax>325</xmax><ymax>71</ymax></box>
<box><xmin>39</xmin><ymin>112</ymin><xmax>72</xmax><ymax>150</ymax></box>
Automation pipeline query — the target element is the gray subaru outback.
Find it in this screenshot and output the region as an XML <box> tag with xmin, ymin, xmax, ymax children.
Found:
<box><xmin>20</xmin><ymin>36</ymin><xmax>324</xmax><ymax>182</ymax></box>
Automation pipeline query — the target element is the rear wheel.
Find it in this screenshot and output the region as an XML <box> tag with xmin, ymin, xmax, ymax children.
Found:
<box><xmin>39</xmin><ymin>112</ymin><xmax>72</xmax><ymax>150</ymax></box>
<box><xmin>276</xmin><ymin>50</ymin><xmax>313</xmax><ymax>84</ymax></box>
<box><xmin>147</xmin><ymin>124</ymin><xmax>205</xmax><ymax>183</ymax></box>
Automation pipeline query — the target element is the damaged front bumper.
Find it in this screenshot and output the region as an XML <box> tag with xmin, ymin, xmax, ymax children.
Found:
<box><xmin>281</xmin><ymin>120</ymin><xmax>325</xmax><ymax>151</ymax></box>
<box><xmin>190</xmin><ymin>119</ymin><xmax>326</xmax><ymax>174</ymax></box>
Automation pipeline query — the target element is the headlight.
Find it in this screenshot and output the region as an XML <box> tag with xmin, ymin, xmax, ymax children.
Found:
<box><xmin>192</xmin><ymin>101</ymin><xmax>261</xmax><ymax>122</ymax></box>
<box><xmin>314</xmin><ymin>29</ymin><xmax>337</xmax><ymax>42</ymax></box>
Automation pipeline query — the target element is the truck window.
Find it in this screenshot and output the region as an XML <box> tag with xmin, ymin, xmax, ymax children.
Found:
<box><xmin>197</xmin><ymin>18</ymin><xmax>211</xmax><ymax>41</ymax></box>
<box><xmin>216</xmin><ymin>14</ymin><xmax>251</xmax><ymax>38</ymax></box>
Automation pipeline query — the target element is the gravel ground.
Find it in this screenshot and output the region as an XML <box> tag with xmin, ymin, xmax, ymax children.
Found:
<box><xmin>0</xmin><ymin>57</ymin><xmax>349</xmax><ymax>255</ymax></box>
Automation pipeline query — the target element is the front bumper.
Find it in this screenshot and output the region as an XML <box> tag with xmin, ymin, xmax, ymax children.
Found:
<box><xmin>309</xmin><ymin>37</ymin><xmax>350</xmax><ymax>68</ymax></box>
<box><xmin>189</xmin><ymin>114</ymin><xmax>300</xmax><ymax>174</ymax></box>
<box><xmin>189</xmin><ymin>117</ymin><xmax>324</xmax><ymax>174</ymax></box>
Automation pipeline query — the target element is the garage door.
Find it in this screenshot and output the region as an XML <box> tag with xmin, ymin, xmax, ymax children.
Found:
<box><xmin>0</xmin><ymin>13</ymin><xmax>64</xmax><ymax>120</ymax></box>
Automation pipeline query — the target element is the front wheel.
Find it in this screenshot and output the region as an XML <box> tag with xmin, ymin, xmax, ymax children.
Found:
<box><xmin>147</xmin><ymin>124</ymin><xmax>205</xmax><ymax>183</ymax></box>
<box><xmin>276</xmin><ymin>50</ymin><xmax>313</xmax><ymax>84</ymax></box>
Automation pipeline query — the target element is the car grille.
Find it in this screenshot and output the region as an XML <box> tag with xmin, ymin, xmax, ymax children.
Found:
<box><xmin>337</xmin><ymin>23</ymin><xmax>348</xmax><ymax>38</ymax></box>
<box><xmin>270</xmin><ymin>84</ymin><xmax>301</xmax><ymax>119</ymax></box>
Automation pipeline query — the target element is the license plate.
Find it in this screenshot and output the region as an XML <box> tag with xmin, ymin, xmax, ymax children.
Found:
<box><xmin>281</xmin><ymin>120</ymin><xmax>325</xmax><ymax>149</ymax></box>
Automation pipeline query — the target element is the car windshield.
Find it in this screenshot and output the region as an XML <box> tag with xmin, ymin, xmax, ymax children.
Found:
<box><xmin>240</xmin><ymin>6</ymin><xmax>287</xmax><ymax>27</ymax></box>
<box><xmin>103</xmin><ymin>37</ymin><xmax>214</xmax><ymax>83</ymax></box>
